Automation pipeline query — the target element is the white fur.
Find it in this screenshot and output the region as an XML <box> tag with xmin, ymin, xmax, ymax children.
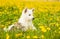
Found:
<box><xmin>4</xmin><ymin>8</ymin><xmax>36</xmax><ymax>32</ymax></box>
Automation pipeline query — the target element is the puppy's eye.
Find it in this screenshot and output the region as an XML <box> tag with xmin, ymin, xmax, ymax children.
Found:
<box><xmin>29</xmin><ymin>14</ymin><xmax>31</xmax><ymax>16</ymax></box>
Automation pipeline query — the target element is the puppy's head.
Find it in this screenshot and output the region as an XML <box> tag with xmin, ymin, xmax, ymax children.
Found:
<box><xmin>22</xmin><ymin>8</ymin><xmax>34</xmax><ymax>21</ymax></box>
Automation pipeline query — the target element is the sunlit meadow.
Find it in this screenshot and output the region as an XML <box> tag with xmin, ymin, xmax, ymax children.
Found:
<box><xmin>0</xmin><ymin>0</ymin><xmax>60</xmax><ymax>39</ymax></box>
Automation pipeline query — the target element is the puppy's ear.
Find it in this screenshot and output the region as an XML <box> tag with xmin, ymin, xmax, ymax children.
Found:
<box><xmin>32</xmin><ymin>8</ymin><xmax>34</xmax><ymax>12</ymax></box>
<box><xmin>24</xmin><ymin>8</ymin><xmax>27</xmax><ymax>13</ymax></box>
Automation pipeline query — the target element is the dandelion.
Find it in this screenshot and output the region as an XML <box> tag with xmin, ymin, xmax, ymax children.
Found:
<box><xmin>39</xmin><ymin>26</ymin><xmax>45</xmax><ymax>29</ymax></box>
<box><xmin>55</xmin><ymin>23</ymin><xmax>59</xmax><ymax>27</ymax></box>
<box><xmin>39</xmin><ymin>26</ymin><xmax>47</xmax><ymax>32</ymax></box>
<box><xmin>57</xmin><ymin>17</ymin><xmax>60</xmax><ymax>21</ymax></box>
<box><xmin>58</xmin><ymin>31</ymin><xmax>60</xmax><ymax>34</ymax></box>
<box><xmin>41</xmin><ymin>35</ymin><xmax>44</xmax><ymax>38</ymax></box>
<box><xmin>6</xmin><ymin>33</ymin><xmax>9</xmax><ymax>39</ymax></box>
<box><xmin>59</xmin><ymin>27</ymin><xmax>60</xmax><ymax>30</ymax></box>
<box><xmin>8</xmin><ymin>21</ymin><xmax>11</xmax><ymax>25</ymax></box>
<box><xmin>1</xmin><ymin>25</ymin><xmax>5</xmax><ymax>28</ymax></box>
<box><xmin>54</xmin><ymin>30</ymin><xmax>57</xmax><ymax>33</ymax></box>
<box><xmin>47</xmin><ymin>27</ymin><xmax>51</xmax><ymax>31</ymax></box>
<box><xmin>33</xmin><ymin>35</ymin><xmax>38</xmax><ymax>38</ymax></box>
<box><xmin>39</xmin><ymin>8</ymin><xmax>45</xmax><ymax>12</ymax></box>
<box><xmin>49</xmin><ymin>17</ymin><xmax>53</xmax><ymax>21</ymax></box>
<box><xmin>49</xmin><ymin>23</ymin><xmax>55</xmax><ymax>26</ymax></box>
<box><xmin>26</xmin><ymin>35</ymin><xmax>30</xmax><ymax>38</ymax></box>
<box><xmin>16</xmin><ymin>33</ymin><xmax>22</xmax><ymax>37</ymax></box>
<box><xmin>41</xmin><ymin>28</ymin><xmax>47</xmax><ymax>32</ymax></box>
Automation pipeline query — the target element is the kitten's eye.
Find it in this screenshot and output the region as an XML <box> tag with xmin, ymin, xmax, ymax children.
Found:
<box><xmin>29</xmin><ymin>14</ymin><xmax>31</xmax><ymax>16</ymax></box>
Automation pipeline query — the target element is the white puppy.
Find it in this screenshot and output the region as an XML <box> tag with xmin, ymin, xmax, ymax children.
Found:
<box><xmin>4</xmin><ymin>8</ymin><xmax>36</xmax><ymax>32</ymax></box>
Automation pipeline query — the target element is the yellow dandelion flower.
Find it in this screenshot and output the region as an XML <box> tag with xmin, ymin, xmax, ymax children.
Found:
<box><xmin>26</xmin><ymin>35</ymin><xmax>30</xmax><ymax>38</ymax></box>
<box><xmin>49</xmin><ymin>17</ymin><xmax>53</xmax><ymax>20</ymax></box>
<box><xmin>39</xmin><ymin>26</ymin><xmax>44</xmax><ymax>29</ymax></box>
<box><xmin>54</xmin><ymin>30</ymin><xmax>57</xmax><ymax>33</ymax></box>
<box><xmin>1</xmin><ymin>25</ymin><xmax>5</xmax><ymax>28</ymax></box>
<box><xmin>59</xmin><ymin>27</ymin><xmax>60</xmax><ymax>30</ymax></box>
<box><xmin>16</xmin><ymin>33</ymin><xmax>22</xmax><ymax>37</ymax></box>
<box><xmin>57</xmin><ymin>17</ymin><xmax>60</xmax><ymax>21</ymax></box>
<box><xmin>49</xmin><ymin>23</ymin><xmax>55</xmax><ymax>26</ymax></box>
<box><xmin>41</xmin><ymin>28</ymin><xmax>47</xmax><ymax>32</ymax></box>
<box><xmin>39</xmin><ymin>8</ymin><xmax>45</xmax><ymax>12</ymax></box>
<box><xmin>59</xmin><ymin>31</ymin><xmax>60</xmax><ymax>34</ymax></box>
<box><xmin>8</xmin><ymin>22</ymin><xmax>11</xmax><ymax>24</ymax></box>
<box><xmin>6</xmin><ymin>33</ymin><xmax>9</xmax><ymax>39</ymax></box>
<box><xmin>41</xmin><ymin>35</ymin><xmax>44</xmax><ymax>38</ymax></box>
<box><xmin>33</xmin><ymin>35</ymin><xmax>38</xmax><ymax>38</ymax></box>
<box><xmin>55</xmin><ymin>23</ymin><xmax>59</xmax><ymax>27</ymax></box>
<box><xmin>39</xmin><ymin>26</ymin><xmax>47</xmax><ymax>32</ymax></box>
<box><xmin>47</xmin><ymin>27</ymin><xmax>51</xmax><ymax>31</ymax></box>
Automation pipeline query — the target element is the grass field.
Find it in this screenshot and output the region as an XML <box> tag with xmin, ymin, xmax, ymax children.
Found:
<box><xmin>0</xmin><ymin>1</ymin><xmax>60</xmax><ymax>39</ymax></box>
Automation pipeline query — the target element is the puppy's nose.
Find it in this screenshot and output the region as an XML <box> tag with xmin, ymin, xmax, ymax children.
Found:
<box><xmin>32</xmin><ymin>18</ymin><xmax>35</xmax><ymax>20</ymax></box>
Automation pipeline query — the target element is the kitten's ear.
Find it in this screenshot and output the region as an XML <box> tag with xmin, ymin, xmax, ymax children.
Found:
<box><xmin>32</xmin><ymin>8</ymin><xmax>34</xmax><ymax>12</ymax></box>
<box><xmin>24</xmin><ymin>8</ymin><xmax>27</xmax><ymax>13</ymax></box>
